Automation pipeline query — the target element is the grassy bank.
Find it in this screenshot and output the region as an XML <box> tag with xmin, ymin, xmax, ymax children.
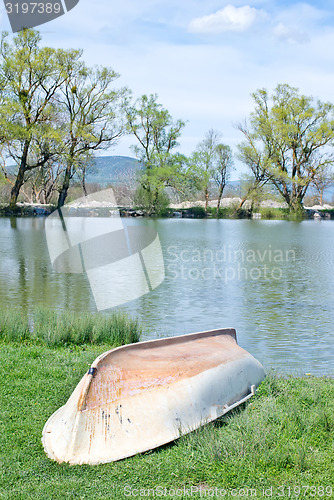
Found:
<box><xmin>0</xmin><ymin>307</ymin><xmax>142</xmax><ymax>347</ymax></box>
<box><xmin>1</xmin><ymin>338</ymin><xmax>333</xmax><ymax>499</ymax></box>
<box><xmin>2</xmin><ymin>203</ymin><xmax>333</xmax><ymax>221</ymax></box>
<box><xmin>166</xmin><ymin>206</ymin><xmax>311</xmax><ymax>221</ymax></box>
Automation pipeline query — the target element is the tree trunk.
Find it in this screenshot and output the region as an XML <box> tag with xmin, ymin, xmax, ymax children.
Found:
<box><xmin>150</xmin><ymin>188</ymin><xmax>159</xmax><ymax>215</ymax></box>
<box><xmin>289</xmin><ymin>193</ymin><xmax>304</xmax><ymax>214</ymax></box>
<box><xmin>238</xmin><ymin>196</ymin><xmax>247</xmax><ymax>210</ymax></box>
<box><xmin>82</xmin><ymin>168</ymin><xmax>87</xmax><ymax>197</ymax></box>
<box><xmin>9</xmin><ymin>169</ymin><xmax>25</xmax><ymax>209</ymax></box>
<box><xmin>216</xmin><ymin>185</ymin><xmax>224</xmax><ymax>213</ymax></box>
<box><xmin>9</xmin><ymin>140</ymin><xmax>30</xmax><ymax>209</ymax></box>
<box><xmin>58</xmin><ymin>163</ymin><xmax>72</xmax><ymax>208</ymax></box>
<box><xmin>250</xmin><ymin>199</ymin><xmax>255</xmax><ymax>213</ymax></box>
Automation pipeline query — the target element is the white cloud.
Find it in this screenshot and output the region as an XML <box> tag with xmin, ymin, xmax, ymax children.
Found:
<box><xmin>274</xmin><ymin>22</ymin><xmax>309</xmax><ymax>44</ymax></box>
<box><xmin>188</xmin><ymin>5</ymin><xmax>265</xmax><ymax>35</ymax></box>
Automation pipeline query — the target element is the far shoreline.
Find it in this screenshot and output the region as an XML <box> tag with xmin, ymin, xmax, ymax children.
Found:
<box><xmin>0</xmin><ymin>197</ymin><xmax>333</xmax><ymax>220</ymax></box>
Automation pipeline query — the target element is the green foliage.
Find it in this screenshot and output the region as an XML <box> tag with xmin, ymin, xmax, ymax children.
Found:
<box><xmin>239</xmin><ymin>174</ymin><xmax>270</xmax><ymax>211</ymax></box>
<box><xmin>259</xmin><ymin>207</ymin><xmax>290</xmax><ymax>219</ymax></box>
<box><xmin>0</xmin><ymin>29</ymin><xmax>127</xmax><ymax>209</ymax></box>
<box><xmin>125</xmin><ymin>94</ymin><xmax>185</xmax><ymax>163</ymax></box>
<box><xmin>0</xmin><ymin>307</ymin><xmax>141</xmax><ymax>347</ymax></box>
<box><xmin>182</xmin><ymin>206</ymin><xmax>206</xmax><ymax>218</ymax></box>
<box><xmin>238</xmin><ymin>84</ymin><xmax>334</xmax><ymax>213</ymax></box>
<box><xmin>125</xmin><ymin>94</ymin><xmax>188</xmax><ymax>214</ymax></box>
<box><xmin>236</xmin><ymin>207</ymin><xmax>251</xmax><ymax>219</ymax></box>
<box><xmin>207</xmin><ymin>206</ymin><xmax>232</xmax><ymax>218</ymax></box>
<box><xmin>57</xmin><ymin>64</ymin><xmax>128</xmax><ymax>207</ymax></box>
<box><xmin>0</xmin><ymin>29</ymin><xmax>83</xmax><ymax>208</ymax></box>
<box><xmin>133</xmin><ymin>185</ymin><xmax>170</xmax><ymax>215</ymax></box>
<box><xmin>189</xmin><ymin>130</ymin><xmax>234</xmax><ymax>211</ymax></box>
<box><xmin>217</xmin><ymin>207</ymin><xmax>229</xmax><ymax>218</ymax></box>
<box><xmin>0</xmin><ymin>171</ymin><xmax>6</xmax><ymax>186</ymax></box>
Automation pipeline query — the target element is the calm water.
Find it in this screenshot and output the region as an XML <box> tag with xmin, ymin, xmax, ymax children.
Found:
<box><xmin>1</xmin><ymin>216</ymin><xmax>334</xmax><ymax>375</ymax></box>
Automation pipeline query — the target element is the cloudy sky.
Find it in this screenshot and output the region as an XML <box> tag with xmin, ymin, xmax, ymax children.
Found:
<box><xmin>1</xmin><ymin>0</ymin><xmax>334</xmax><ymax>178</ymax></box>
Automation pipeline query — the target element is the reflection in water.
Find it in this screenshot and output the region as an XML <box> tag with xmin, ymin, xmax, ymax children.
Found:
<box><xmin>0</xmin><ymin>217</ymin><xmax>95</xmax><ymax>313</ymax></box>
<box><xmin>0</xmin><ymin>217</ymin><xmax>334</xmax><ymax>375</ymax></box>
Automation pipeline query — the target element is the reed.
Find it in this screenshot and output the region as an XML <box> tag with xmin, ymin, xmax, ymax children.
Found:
<box><xmin>0</xmin><ymin>307</ymin><xmax>30</xmax><ymax>342</ymax></box>
<box><xmin>0</xmin><ymin>306</ymin><xmax>141</xmax><ymax>347</ymax></box>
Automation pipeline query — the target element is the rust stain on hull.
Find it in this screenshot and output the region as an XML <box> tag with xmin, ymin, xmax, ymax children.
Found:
<box><xmin>84</xmin><ymin>330</ymin><xmax>242</xmax><ymax>410</ymax></box>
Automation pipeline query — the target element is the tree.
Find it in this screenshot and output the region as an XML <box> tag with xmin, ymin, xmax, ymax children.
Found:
<box><xmin>56</xmin><ymin>65</ymin><xmax>127</xmax><ymax>207</ymax></box>
<box><xmin>190</xmin><ymin>130</ymin><xmax>220</xmax><ymax>213</ymax></box>
<box><xmin>310</xmin><ymin>164</ymin><xmax>334</xmax><ymax>205</ymax></box>
<box><xmin>125</xmin><ymin>94</ymin><xmax>186</xmax><ymax>213</ymax></box>
<box><xmin>237</xmin><ymin>84</ymin><xmax>334</xmax><ymax>213</ymax></box>
<box><xmin>29</xmin><ymin>159</ymin><xmax>64</xmax><ymax>204</ymax></box>
<box><xmin>213</xmin><ymin>144</ymin><xmax>233</xmax><ymax>211</ymax></box>
<box><xmin>190</xmin><ymin>130</ymin><xmax>233</xmax><ymax>213</ymax></box>
<box><xmin>0</xmin><ymin>29</ymin><xmax>81</xmax><ymax>209</ymax></box>
<box><xmin>238</xmin><ymin>174</ymin><xmax>271</xmax><ymax>213</ymax></box>
<box><xmin>236</xmin><ymin>122</ymin><xmax>272</xmax><ymax>210</ymax></box>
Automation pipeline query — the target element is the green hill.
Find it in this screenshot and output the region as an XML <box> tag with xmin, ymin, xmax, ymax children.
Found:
<box><xmin>85</xmin><ymin>156</ymin><xmax>141</xmax><ymax>186</ymax></box>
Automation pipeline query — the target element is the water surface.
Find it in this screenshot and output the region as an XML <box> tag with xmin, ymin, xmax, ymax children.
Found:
<box><xmin>1</xmin><ymin>216</ymin><xmax>333</xmax><ymax>375</ymax></box>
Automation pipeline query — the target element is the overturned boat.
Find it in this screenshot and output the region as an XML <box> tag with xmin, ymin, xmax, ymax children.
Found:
<box><xmin>42</xmin><ymin>328</ymin><xmax>265</xmax><ymax>465</ymax></box>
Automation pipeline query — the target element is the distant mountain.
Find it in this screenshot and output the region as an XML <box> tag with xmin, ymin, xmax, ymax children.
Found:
<box><xmin>224</xmin><ymin>180</ymin><xmax>242</xmax><ymax>194</ymax></box>
<box><xmin>4</xmin><ymin>156</ymin><xmax>141</xmax><ymax>185</ymax></box>
<box><xmin>85</xmin><ymin>156</ymin><xmax>141</xmax><ymax>186</ymax></box>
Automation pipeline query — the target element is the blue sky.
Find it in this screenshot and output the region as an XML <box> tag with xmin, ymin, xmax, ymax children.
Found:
<box><xmin>1</xmin><ymin>0</ymin><xmax>334</xmax><ymax>178</ymax></box>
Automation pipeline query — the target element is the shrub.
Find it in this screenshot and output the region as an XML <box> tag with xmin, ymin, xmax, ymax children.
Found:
<box><xmin>182</xmin><ymin>206</ymin><xmax>206</xmax><ymax>218</ymax></box>
<box><xmin>134</xmin><ymin>186</ymin><xmax>170</xmax><ymax>215</ymax></box>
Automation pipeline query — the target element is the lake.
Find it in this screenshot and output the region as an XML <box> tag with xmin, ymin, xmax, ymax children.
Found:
<box><xmin>1</xmin><ymin>216</ymin><xmax>334</xmax><ymax>376</ymax></box>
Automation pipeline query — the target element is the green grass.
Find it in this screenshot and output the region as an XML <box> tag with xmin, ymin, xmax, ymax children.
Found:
<box><xmin>0</xmin><ymin>340</ymin><xmax>334</xmax><ymax>499</ymax></box>
<box><xmin>0</xmin><ymin>307</ymin><xmax>141</xmax><ymax>347</ymax></box>
<box><xmin>182</xmin><ymin>376</ymin><xmax>334</xmax><ymax>485</ymax></box>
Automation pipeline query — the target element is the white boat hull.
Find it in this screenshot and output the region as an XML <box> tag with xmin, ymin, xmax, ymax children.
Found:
<box><xmin>42</xmin><ymin>328</ymin><xmax>265</xmax><ymax>464</ymax></box>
